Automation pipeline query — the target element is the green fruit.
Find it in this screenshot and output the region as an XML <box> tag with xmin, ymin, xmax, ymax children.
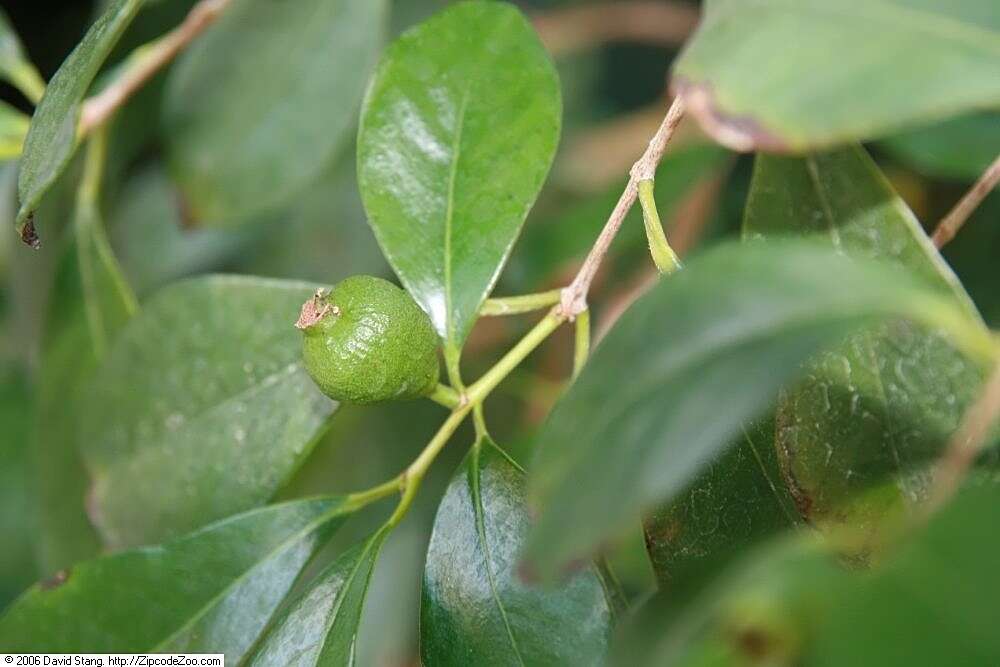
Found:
<box><xmin>296</xmin><ymin>275</ymin><xmax>440</xmax><ymax>404</ymax></box>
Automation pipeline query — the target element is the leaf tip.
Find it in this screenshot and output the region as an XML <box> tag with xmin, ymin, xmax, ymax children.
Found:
<box><xmin>18</xmin><ymin>213</ymin><xmax>40</xmax><ymax>249</ymax></box>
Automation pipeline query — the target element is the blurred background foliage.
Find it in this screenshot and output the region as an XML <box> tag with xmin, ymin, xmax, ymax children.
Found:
<box><xmin>0</xmin><ymin>0</ymin><xmax>996</xmax><ymax>663</ymax></box>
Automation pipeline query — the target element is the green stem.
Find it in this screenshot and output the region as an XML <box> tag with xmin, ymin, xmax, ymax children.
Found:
<box><xmin>481</xmin><ymin>289</ymin><xmax>563</xmax><ymax>316</ymax></box>
<box><xmin>345</xmin><ymin>475</ymin><xmax>403</xmax><ymax>510</ymax></box>
<box><xmin>573</xmin><ymin>308</ymin><xmax>590</xmax><ymax>380</ymax></box>
<box><xmin>382</xmin><ymin>308</ymin><xmax>567</xmax><ymax>529</ymax></box>
<box><xmin>10</xmin><ymin>64</ymin><xmax>45</xmax><ymax>105</ymax></box>
<box><xmin>473</xmin><ymin>403</ymin><xmax>489</xmax><ymax>439</ymax></box>
<box><xmin>638</xmin><ymin>179</ymin><xmax>682</xmax><ymax>275</ymax></box>
<box><xmin>428</xmin><ymin>383</ymin><xmax>461</xmax><ymax>409</ymax></box>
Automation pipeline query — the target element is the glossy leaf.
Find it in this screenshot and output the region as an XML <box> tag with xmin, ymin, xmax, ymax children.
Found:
<box><xmin>644</xmin><ymin>417</ymin><xmax>800</xmax><ymax>588</ymax></box>
<box><xmin>358</xmin><ymin>0</ymin><xmax>561</xmax><ymax>350</ymax></box>
<box><xmin>35</xmin><ymin>166</ymin><xmax>136</xmax><ymax>573</ymax></box>
<box><xmin>744</xmin><ymin>146</ymin><xmax>989</xmax><ymax>546</ymax></box>
<box><xmin>423</xmin><ymin>438</ymin><xmax>614</xmax><ymax>665</ymax></box>
<box><xmin>248</xmin><ymin>531</ymin><xmax>386</xmax><ymax>666</ymax></box>
<box><xmin>0</xmin><ymin>498</ymin><xmax>351</xmax><ymax>659</ymax></box>
<box><xmin>164</xmin><ymin>0</ymin><xmax>385</xmax><ymax>224</ymax></box>
<box><xmin>880</xmin><ymin>112</ymin><xmax>1000</xmax><ymax>181</ymax></box>
<box><xmin>0</xmin><ymin>100</ymin><xmax>28</xmax><ymax>160</ymax></box>
<box><xmin>80</xmin><ymin>276</ymin><xmax>337</xmax><ymax>548</ymax></box>
<box><xmin>673</xmin><ymin>0</ymin><xmax>1000</xmax><ymax>151</ymax></box>
<box><xmin>0</xmin><ymin>7</ymin><xmax>45</xmax><ymax>102</ymax></box>
<box><xmin>16</xmin><ymin>0</ymin><xmax>144</xmax><ymax>242</ymax></box>
<box><xmin>524</xmin><ymin>240</ymin><xmax>994</xmax><ymax>581</ymax></box>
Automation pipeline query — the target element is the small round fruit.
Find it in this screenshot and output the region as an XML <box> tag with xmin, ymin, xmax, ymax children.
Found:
<box><xmin>295</xmin><ymin>275</ymin><xmax>440</xmax><ymax>404</ymax></box>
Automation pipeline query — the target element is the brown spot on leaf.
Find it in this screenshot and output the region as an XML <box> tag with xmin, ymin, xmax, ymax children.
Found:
<box><xmin>40</xmin><ymin>568</ymin><xmax>71</xmax><ymax>590</ymax></box>
<box><xmin>734</xmin><ymin>626</ymin><xmax>776</xmax><ymax>660</ymax></box>
<box><xmin>19</xmin><ymin>214</ymin><xmax>41</xmax><ymax>249</ymax></box>
<box><xmin>672</xmin><ymin>77</ymin><xmax>790</xmax><ymax>153</ymax></box>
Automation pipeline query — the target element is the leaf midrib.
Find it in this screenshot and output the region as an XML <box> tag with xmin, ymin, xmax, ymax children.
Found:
<box><xmin>443</xmin><ymin>87</ymin><xmax>471</xmax><ymax>346</ymax></box>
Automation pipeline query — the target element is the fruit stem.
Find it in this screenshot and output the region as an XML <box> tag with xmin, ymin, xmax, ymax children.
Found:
<box><xmin>428</xmin><ymin>383</ymin><xmax>461</xmax><ymax>409</ymax></box>
<box><xmin>382</xmin><ymin>308</ymin><xmax>567</xmax><ymax>529</ymax></box>
<box><xmin>481</xmin><ymin>289</ymin><xmax>563</xmax><ymax>316</ymax></box>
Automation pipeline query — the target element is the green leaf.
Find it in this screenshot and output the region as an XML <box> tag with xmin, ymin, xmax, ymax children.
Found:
<box><xmin>247</xmin><ymin>531</ymin><xmax>386</xmax><ymax>665</ymax></box>
<box><xmin>744</xmin><ymin>145</ymin><xmax>990</xmax><ymax>549</ymax></box>
<box><xmin>80</xmin><ymin>276</ymin><xmax>337</xmax><ymax>548</ymax></box>
<box><xmin>16</xmin><ymin>0</ymin><xmax>144</xmax><ymax>243</ymax></box>
<box><xmin>644</xmin><ymin>417</ymin><xmax>800</xmax><ymax>588</ymax></box>
<box><xmin>0</xmin><ymin>7</ymin><xmax>45</xmax><ymax>102</ymax></box>
<box><xmin>35</xmin><ymin>154</ymin><xmax>137</xmax><ymax>573</ymax></box>
<box><xmin>163</xmin><ymin>0</ymin><xmax>386</xmax><ymax>224</ymax></box>
<box><xmin>673</xmin><ymin>0</ymin><xmax>1000</xmax><ymax>151</ymax></box>
<box><xmin>423</xmin><ymin>437</ymin><xmax>614</xmax><ymax>665</ymax></box>
<box><xmin>0</xmin><ymin>101</ymin><xmax>28</xmax><ymax>160</ymax></box>
<box><xmin>0</xmin><ymin>498</ymin><xmax>351</xmax><ymax>659</ymax></box>
<box><xmin>358</xmin><ymin>0</ymin><xmax>561</xmax><ymax>351</ymax></box>
<box><xmin>880</xmin><ymin>112</ymin><xmax>1000</xmax><ymax>181</ymax></box>
<box><xmin>524</xmin><ymin>239</ymin><xmax>994</xmax><ymax>581</ymax></box>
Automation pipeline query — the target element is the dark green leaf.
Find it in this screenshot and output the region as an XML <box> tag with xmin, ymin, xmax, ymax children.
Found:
<box><xmin>880</xmin><ymin>112</ymin><xmax>1000</xmax><ymax>181</ymax></box>
<box><xmin>16</xmin><ymin>0</ymin><xmax>144</xmax><ymax>240</ymax></box>
<box><xmin>644</xmin><ymin>417</ymin><xmax>800</xmax><ymax>588</ymax></box>
<box><xmin>0</xmin><ymin>101</ymin><xmax>28</xmax><ymax>160</ymax></box>
<box><xmin>35</xmin><ymin>168</ymin><xmax>136</xmax><ymax>573</ymax></box>
<box><xmin>80</xmin><ymin>276</ymin><xmax>337</xmax><ymax>548</ymax></box>
<box><xmin>358</xmin><ymin>0</ymin><xmax>561</xmax><ymax>351</ymax></box>
<box><xmin>0</xmin><ymin>7</ymin><xmax>45</xmax><ymax>102</ymax></box>
<box><xmin>423</xmin><ymin>437</ymin><xmax>614</xmax><ymax>665</ymax></box>
<box><xmin>248</xmin><ymin>530</ymin><xmax>386</xmax><ymax>666</ymax></box>
<box><xmin>0</xmin><ymin>498</ymin><xmax>351</xmax><ymax>659</ymax></box>
<box><xmin>744</xmin><ymin>146</ymin><xmax>989</xmax><ymax>548</ymax></box>
<box><xmin>524</xmin><ymin>239</ymin><xmax>994</xmax><ymax>581</ymax></box>
<box><xmin>943</xmin><ymin>194</ymin><xmax>1000</xmax><ymax>328</ymax></box>
<box><xmin>164</xmin><ymin>0</ymin><xmax>386</xmax><ymax>224</ymax></box>
<box><xmin>673</xmin><ymin>0</ymin><xmax>1000</xmax><ymax>151</ymax></box>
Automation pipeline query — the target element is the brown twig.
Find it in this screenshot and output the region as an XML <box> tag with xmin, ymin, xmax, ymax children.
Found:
<box><xmin>533</xmin><ymin>1</ymin><xmax>699</xmax><ymax>57</ymax></box>
<box><xmin>559</xmin><ymin>96</ymin><xmax>686</xmax><ymax>317</ymax></box>
<box><xmin>931</xmin><ymin>153</ymin><xmax>1000</xmax><ymax>248</ymax></box>
<box><xmin>925</xmin><ymin>361</ymin><xmax>1000</xmax><ymax>514</ymax></box>
<box><xmin>79</xmin><ymin>0</ymin><xmax>232</xmax><ymax>134</ymax></box>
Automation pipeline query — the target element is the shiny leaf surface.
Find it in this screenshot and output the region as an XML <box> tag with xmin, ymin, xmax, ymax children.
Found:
<box><xmin>744</xmin><ymin>145</ymin><xmax>989</xmax><ymax>547</ymax></box>
<box><xmin>358</xmin><ymin>0</ymin><xmax>561</xmax><ymax>349</ymax></box>
<box><xmin>80</xmin><ymin>276</ymin><xmax>337</xmax><ymax>548</ymax></box>
<box><xmin>423</xmin><ymin>438</ymin><xmax>614</xmax><ymax>665</ymax></box>
<box><xmin>248</xmin><ymin>531</ymin><xmax>386</xmax><ymax>666</ymax></box>
<box><xmin>524</xmin><ymin>240</ymin><xmax>994</xmax><ymax>580</ymax></box>
<box><xmin>16</xmin><ymin>0</ymin><xmax>144</xmax><ymax>240</ymax></box>
<box><xmin>673</xmin><ymin>0</ymin><xmax>1000</xmax><ymax>151</ymax></box>
<box><xmin>164</xmin><ymin>0</ymin><xmax>386</xmax><ymax>224</ymax></box>
<box><xmin>0</xmin><ymin>498</ymin><xmax>351</xmax><ymax>659</ymax></box>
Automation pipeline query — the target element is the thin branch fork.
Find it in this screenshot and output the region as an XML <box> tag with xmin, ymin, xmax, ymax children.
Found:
<box><xmin>79</xmin><ymin>0</ymin><xmax>232</xmax><ymax>134</ymax></box>
<box><xmin>931</xmin><ymin>153</ymin><xmax>1000</xmax><ymax>249</ymax></box>
<box><xmin>559</xmin><ymin>96</ymin><xmax>686</xmax><ymax>317</ymax></box>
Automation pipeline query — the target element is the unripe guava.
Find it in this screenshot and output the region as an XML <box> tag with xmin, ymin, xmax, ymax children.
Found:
<box><xmin>296</xmin><ymin>275</ymin><xmax>440</xmax><ymax>404</ymax></box>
